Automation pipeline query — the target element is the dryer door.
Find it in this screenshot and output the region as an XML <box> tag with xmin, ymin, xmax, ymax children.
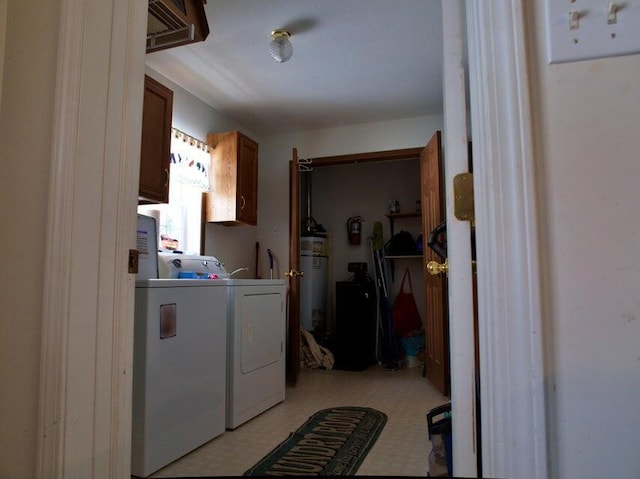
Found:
<box><xmin>241</xmin><ymin>291</ymin><xmax>284</xmax><ymax>373</ymax></box>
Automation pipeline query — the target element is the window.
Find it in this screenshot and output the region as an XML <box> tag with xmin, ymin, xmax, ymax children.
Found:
<box><xmin>138</xmin><ymin>129</ymin><xmax>210</xmax><ymax>254</ymax></box>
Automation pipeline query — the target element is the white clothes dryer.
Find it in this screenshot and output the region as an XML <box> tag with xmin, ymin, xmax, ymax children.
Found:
<box><xmin>225</xmin><ymin>279</ymin><xmax>287</xmax><ymax>429</ymax></box>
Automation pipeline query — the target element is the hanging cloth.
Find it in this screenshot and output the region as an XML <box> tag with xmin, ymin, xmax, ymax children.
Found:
<box><xmin>391</xmin><ymin>268</ymin><xmax>423</xmax><ymax>337</ymax></box>
<box><xmin>300</xmin><ymin>330</ymin><xmax>334</xmax><ymax>370</ymax></box>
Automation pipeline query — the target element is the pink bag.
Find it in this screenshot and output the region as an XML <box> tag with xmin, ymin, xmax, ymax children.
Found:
<box><xmin>391</xmin><ymin>269</ymin><xmax>423</xmax><ymax>336</ymax></box>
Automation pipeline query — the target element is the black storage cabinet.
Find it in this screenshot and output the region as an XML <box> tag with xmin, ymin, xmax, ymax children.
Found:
<box><xmin>334</xmin><ymin>280</ymin><xmax>376</xmax><ymax>371</ymax></box>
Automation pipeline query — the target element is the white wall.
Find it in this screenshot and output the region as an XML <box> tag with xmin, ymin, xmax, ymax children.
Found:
<box><xmin>141</xmin><ymin>69</ymin><xmax>444</xmax><ymax>287</ymax></box>
<box><xmin>530</xmin><ymin>4</ymin><xmax>640</xmax><ymax>478</ymax></box>
<box><xmin>257</xmin><ymin>115</ymin><xmax>443</xmax><ymax>282</ymax></box>
<box><xmin>311</xmin><ymin>159</ymin><xmax>425</xmax><ymax>327</ymax></box>
<box><xmin>145</xmin><ymin>66</ymin><xmax>255</xmax><ymax>142</ymax></box>
<box><xmin>143</xmin><ymin>72</ymin><xmax>444</xmax><ymax>289</ymax></box>
<box><xmin>254</xmin><ymin>116</ymin><xmax>441</xmax><ymax>342</ymax></box>
<box><xmin>0</xmin><ymin>1</ymin><xmax>59</xmax><ymax>476</ymax></box>
<box><xmin>145</xmin><ymin>67</ymin><xmax>260</xmax><ymax>276</ymax></box>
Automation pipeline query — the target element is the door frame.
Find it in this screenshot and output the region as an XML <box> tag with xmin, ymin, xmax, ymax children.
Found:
<box><xmin>464</xmin><ymin>2</ymin><xmax>547</xmax><ymax>478</ymax></box>
<box><xmin>36</xmin><ymin>0</ymin><xmax>147</xmax><ymax>476</ymax></box>
<box><xmin>37</xmin><ymin>1</ymin><xmax>546</xmax><ymax>478</ymax></box>
<box><xmin>441</xmin><ymin>2</ymin><xmax>477</xmax><ymax>475</ymax></box>
<box><xmin>289</xmin><ymin>147</ymin><xmax>425</xmax><ymax>382</ymax></box>
<box><xmin>287</xmin><ymin>148</ymin><xmax>301</xmax><ymax>384</ymax></box>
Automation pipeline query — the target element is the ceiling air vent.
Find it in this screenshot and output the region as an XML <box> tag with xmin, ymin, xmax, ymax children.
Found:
<box><xmin>147</xmin><ymin>0</ymin><xmax>195</xmax><ymax>52</ymax></box>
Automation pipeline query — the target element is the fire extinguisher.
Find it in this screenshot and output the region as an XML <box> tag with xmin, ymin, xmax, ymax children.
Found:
<box><xmin>347</xmin><ymin>216</ymin><xmax>363</xmax><ymax>245</ymax></box>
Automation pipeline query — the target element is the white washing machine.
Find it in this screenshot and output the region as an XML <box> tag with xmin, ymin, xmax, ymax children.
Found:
<box><xmin>131</xmin><ymin>216</ymin><xmax>228</xmax><ymax>477</ymax></box>
<box><xmin>132</xmin><ymin>280</ymin><xmax>228</xmax><ymax>477</ymax></box>
<box><xmin>156</xmin><ymin>250</ymin><xmax>287</xmax><ymax>430</ymax></box>
<box><xmin>225</xmin><ymin>279</ymin><xmax>287</xmax><ymax>429</ymax></box>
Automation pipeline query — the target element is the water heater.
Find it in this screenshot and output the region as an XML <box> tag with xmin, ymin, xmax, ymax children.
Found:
<box><xmin>300</xmin><ymin>235</ymin><xmax>328</xmax><ymax>335</ymax></box>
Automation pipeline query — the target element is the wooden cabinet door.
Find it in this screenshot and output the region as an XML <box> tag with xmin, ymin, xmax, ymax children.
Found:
<box><xmin>237</xmin><ymin>133</ymin><xmax>258</xmax><ymax>225</ymax></box>
<box><xmin>139</xmin><ymin>75</ymin><xmax>173</xmax><ymax>203</ymax></box>
<box><xmin>207</xmin><ymin>131</ymin><xmax>238</xmax><ymax>224</ymax></box>
<box><xmin>206</xmin><ymin>130</ymin><xmax>258</xmax><ymax>225</ymax></box>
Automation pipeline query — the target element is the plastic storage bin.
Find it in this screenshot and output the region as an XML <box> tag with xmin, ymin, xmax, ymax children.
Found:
<box><xmin>426</xmin><ymin>403</ymin><xmax>452</xmax><ymax>477</ymax></box>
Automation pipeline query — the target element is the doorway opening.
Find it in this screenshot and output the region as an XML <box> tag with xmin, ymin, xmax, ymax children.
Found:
<box><xmin>289</xmin><ymin>142</ymin><xmax>450</xmax><ymax>397</ymax></box>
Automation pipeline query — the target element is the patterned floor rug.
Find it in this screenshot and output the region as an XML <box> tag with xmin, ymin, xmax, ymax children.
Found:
<box><xmin>244</xmin><ymin>406</ymin><xmax>387</xmax><ymax>476</ymax></box>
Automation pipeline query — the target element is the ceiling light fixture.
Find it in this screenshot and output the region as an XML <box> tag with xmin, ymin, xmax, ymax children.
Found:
<box><xmin>270</xmin><ymin>29</ymin><xmax>293</xmax><ymax>63</ymax></box>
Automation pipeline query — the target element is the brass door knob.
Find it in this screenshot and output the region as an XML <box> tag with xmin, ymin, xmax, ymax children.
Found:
<box><xmin>285</xmin><ymin>270</ymin><xmax>304</xmax><ymax>278</ymax></box>
<box><xmin>426</xmin><ymin>259</ymin><xmax>448</xmax><ymax>276</ymax></box>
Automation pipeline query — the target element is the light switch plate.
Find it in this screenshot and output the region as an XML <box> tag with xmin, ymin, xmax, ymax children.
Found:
<box><xmin>545</xmin><ymin>0</ymin><xmax>640</xmax><ymax>64</ymax></box>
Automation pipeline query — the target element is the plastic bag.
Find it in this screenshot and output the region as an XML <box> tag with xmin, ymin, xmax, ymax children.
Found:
<box><xmin>300</xmin><ymin>330</ymin><xmax>334</xmax><ymax>370</ymax></box>
<box><xmin>391</xmin><ymin>268</ymin><xmax>422</xmax><ymax>336</ymax></box>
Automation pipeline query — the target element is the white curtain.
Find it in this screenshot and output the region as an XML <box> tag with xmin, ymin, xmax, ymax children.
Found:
<box><xmin>138</xmin><ymin>129</ymin><xmax>211</xmax><ymax>255</ymax></box>
<box><xmin>169</xmin><ymin>129</ymin><xmax>210</xmax><ymax>191</ymax></box>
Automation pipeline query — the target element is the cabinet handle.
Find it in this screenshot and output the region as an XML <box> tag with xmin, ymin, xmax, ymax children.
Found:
<box><xmin>164</xmin><ymin>168</ymin><xmax>169</xmax><ymax>187</ymax></box>
<box><xmin>240</xmin><ymin>195</ymin><xmax>246</xmax><ymax>210</ymax></box>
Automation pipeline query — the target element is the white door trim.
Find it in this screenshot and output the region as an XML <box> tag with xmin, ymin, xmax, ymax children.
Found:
<box><xmin>36</xmin><ymin>1</ymin><xmax>146</xmax><ymax>477</ymax></box>
<box><xmin>466</xmin><ymin>1</ymin><xmax>548</xmax><ymax>478</ymax></box>
<box><xmin>441</xmin><ymin>1</ymin><xmax>476</xmax><ymax>476</ymax></box>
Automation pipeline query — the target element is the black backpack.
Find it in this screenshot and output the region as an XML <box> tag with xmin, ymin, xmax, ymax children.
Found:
<box><xmin>384</xmin><ymin>231</ymin><xmax>417</xmax><ymax>255</ymax></box>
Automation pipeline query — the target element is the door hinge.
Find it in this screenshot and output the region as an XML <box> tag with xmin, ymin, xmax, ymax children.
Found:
<box><xmin>453</xmin><ymin>173</ymin><xmax>475</xmax><ymax>224</ymax></box>
<box><xmin>128</xmin><ymin>249</ymin><xmax>139</xmax><ymax>274</ymax></box>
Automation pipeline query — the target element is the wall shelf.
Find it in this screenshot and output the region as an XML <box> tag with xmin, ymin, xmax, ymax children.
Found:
<box><xmin>384</xmin><ymin>211</ymin><xmax>423</xmax><ymax>280</ymax></box>
<box><xmin>386</xmin><ymin>212</ymin><xmax>422</xmax><ymax>218</ymax></box>
<box><xmin>385</xmin><ymin>212</ymin><xmax>421</xmax><ymax>232</ymax></box>
<box><xmin>386</xmin><ymin>254</ymin><xmax>423</xmax><ymax>259</ymax></box>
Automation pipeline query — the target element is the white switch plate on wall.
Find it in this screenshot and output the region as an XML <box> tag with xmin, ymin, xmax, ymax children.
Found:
<box><xmin>546</xmin><ymin>0</ymin><xmax>640</xmax><ymax>64</ymax></box>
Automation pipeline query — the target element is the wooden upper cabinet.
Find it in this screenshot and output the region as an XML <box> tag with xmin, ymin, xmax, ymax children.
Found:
<box><xmin>147</xmin><ymin>0</ymin><xmax>210</xmax><ymax>53</ymax></box>
<box><xmin>206</xmin><ymin>131</ymin><xmax>258</xmax><ymax>226</ymax></box>
<box><xmin>139</xmin><ymin>75</ymin><xmax>173</xmax><ymax>204</ymax></box>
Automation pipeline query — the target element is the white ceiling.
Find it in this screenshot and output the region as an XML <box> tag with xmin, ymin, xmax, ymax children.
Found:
<box><xmin>145</xmin><ymin>0</ymin><xmax>444</xmax><ymax>136</ymax></box>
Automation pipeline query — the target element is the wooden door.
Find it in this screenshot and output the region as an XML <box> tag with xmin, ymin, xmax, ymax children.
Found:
<box><xmin>420</xmin><ymin>131</ymin><xmax>449</xmax><ymax>395</ymax></box>
<box><xmin>286</xmin><ymin>148</ymin><xmax>302</xmax><ymax>384</ymax></box>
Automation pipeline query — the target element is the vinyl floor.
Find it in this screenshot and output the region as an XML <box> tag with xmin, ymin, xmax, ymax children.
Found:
<box><xmin>149</xmin><ymin>364</ymin><xmax>448</xmax><ymax>477</ymax></box>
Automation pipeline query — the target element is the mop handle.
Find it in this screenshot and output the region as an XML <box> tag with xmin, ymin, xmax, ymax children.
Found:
<box><xmin>267</xmin><ymin>249</ymin><xmax>274</xmax><ymax>279</ymax></box>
